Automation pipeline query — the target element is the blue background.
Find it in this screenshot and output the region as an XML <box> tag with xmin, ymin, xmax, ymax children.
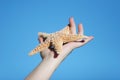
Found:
<box><xmin>0</xmin><ymin>0</ymin><xmax>120</xmax><ymax>80</ymax></box>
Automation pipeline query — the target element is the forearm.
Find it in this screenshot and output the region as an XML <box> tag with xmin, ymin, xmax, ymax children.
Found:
<box><xmin>25</xmin><ymin>53</ymin><xmax>68</xmax><ymax>80</ymax></box>
<box><xmin>25</xmin><ymin>45</ymin><xmax>73</xmax><ymax>80</ymax></box>
<box><xmin>25</xmin><ymin>59</ymin><xmax>57</xmax><ymax>80</ymax></box>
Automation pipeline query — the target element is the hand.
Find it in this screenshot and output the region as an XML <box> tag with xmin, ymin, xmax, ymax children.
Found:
<box><xmin>25</xmin><ymin>18</ymin><xmax>93</xmax><ymax>80</ymax></box>
<box><xmin>38</xmin><ymin>17</ymin><xmax>94</xmax><ymax>60</ymax></box>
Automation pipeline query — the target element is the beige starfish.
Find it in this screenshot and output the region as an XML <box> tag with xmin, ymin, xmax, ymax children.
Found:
<box><xmin>29</xmin><ymin>26</ymin><xmax>87</xmax><ymax>56</ymax></box>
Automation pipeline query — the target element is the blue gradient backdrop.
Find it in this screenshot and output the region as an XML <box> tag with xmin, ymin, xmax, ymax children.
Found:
<box><xmin>0</xmin><ymin>0</ymin><xmax>120</xmax><ymax>80</ymax></box>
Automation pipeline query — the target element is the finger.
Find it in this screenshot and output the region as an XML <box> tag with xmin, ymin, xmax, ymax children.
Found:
<box><xmin>69</xmin><ymin>17</ymin><xmax>76</xmax><ymax>34</ymax></box>
<box><xmin>70</xmin><ymin>36</ymin><xmax>93</xmax><ymax>49</ymax></box>
<box><xmin>78</xmin><ymin>24</ymin><xmax>84</xmax><ymax>35</ymax></box>
<box><xmin>38</xmin><ymin>37</ymin><xmax>43</xmax><ymax>43</ymax></box>
<box><xmin>82</xmin><ymin>36</ymin><xmax>94</xmax><ymax>45</ymax></box>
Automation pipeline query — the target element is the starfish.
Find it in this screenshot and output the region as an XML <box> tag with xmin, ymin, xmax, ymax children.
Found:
<box><xmin>29</xmin><ymin>26</ymin><xmax>87</xmax><ymax>56</ymax></box>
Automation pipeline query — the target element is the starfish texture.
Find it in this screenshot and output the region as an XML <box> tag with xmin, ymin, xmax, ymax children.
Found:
<box><xmin>29</xmin><ymin>26</ymin><xmax>87</xmax><ymax>56</ymax></box>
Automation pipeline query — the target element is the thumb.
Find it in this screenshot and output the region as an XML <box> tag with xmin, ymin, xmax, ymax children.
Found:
<box><xmin>38</xmin><ymin>37</ymin><xmax>44</xmax><ymax>43</ymax></box>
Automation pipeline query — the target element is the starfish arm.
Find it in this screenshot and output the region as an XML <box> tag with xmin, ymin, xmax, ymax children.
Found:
<box><xmin>29</xmin><ymin>41</ymin><xmax>50</xmax><ymax>56</ymax></box>
<box><xmin>53</xmin><ymin>39</ymin><xmax>63</xmax><ymax>54</ymax></box>
<box><xmin>58</xmin><ymin>26</ymin><xmax>71</xmax><ymax>34</ymax></box>
<box><xmin>62</xmin><ymin>34</ymin><xmax>87</xmax><ymax>43</ymax></box>
<box><xmin>38</xmin><ymin>32</ymin><xmax>49</xmax><ymax>38</ymax></box>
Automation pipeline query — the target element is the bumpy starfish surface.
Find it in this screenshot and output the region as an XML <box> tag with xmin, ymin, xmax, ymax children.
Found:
<box><xmin>29</xmin><ymin>26</ymin><xmax>87</xmax><ymax>56</ymax></box>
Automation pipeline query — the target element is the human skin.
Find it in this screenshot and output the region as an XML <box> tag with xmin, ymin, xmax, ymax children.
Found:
<box><xmin>25</xmin><ymin>17</ymin><xmax>94</xmax><ymax>80</ymax></box>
